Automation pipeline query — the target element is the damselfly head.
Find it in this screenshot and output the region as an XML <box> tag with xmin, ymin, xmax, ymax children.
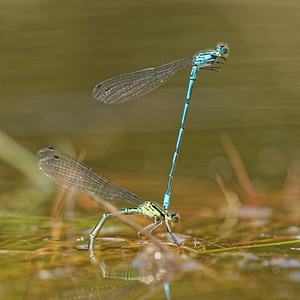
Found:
<box><xmin>169</xmin><ymin>211</ymin><xmax>179</xmax><ymax>222</ymax></box>
<box><xmin>217</xmin><ymin>42</ymin><xmax>229</xmax><ymax>57</ymax></box>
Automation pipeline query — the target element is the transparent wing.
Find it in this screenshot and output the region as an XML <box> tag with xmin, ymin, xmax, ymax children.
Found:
<box><xmin>37</xmin><ymin>146</ymin><xmax>145</xmax><ymax>206</ymax></box>
<box><xmin>92</xmin><ymin>57</ymin><xmax>193</xmax><ymax>104</ymax></box>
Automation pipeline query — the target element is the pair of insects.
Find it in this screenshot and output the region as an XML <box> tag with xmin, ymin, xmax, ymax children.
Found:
<box><xmin>37</xmin><ymin>43</ymin><xmax>229</xmax><ymax>258</ymax></box>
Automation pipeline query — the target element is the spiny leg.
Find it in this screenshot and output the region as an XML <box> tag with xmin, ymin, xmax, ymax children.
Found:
<box><xmin>165</xmin><ymin>219</ymin><xmax>179</xmax><ymax>245</ymax></box>
<box><xmin>137</xmin><ymin>221</ymin><xmax>162</xmax><ymax>242</ymax></box>
<box><xmin>88</xmin><ymin>208</ymin><xmax>140</xmax><ymax>261</ymax></box>
<box><xmin>149</xmin><ymin>220</ymin><xmax>163</xmax><ymax>234</ymax></box>
<box><xmin>145</xmin><ymin>219</ymin><xmax>178</xmax><ymax>245</ymax></box>
<box><xmin>88</xmin><ymin>212</ymin><xmax>114</xmax><ymax>260</ymax></box>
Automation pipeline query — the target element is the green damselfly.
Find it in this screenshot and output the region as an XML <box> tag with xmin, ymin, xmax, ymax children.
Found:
<box><xmin>37</xmin><ymin>146</ymin><xmax>178</xmax><ymax>259</ymax></box>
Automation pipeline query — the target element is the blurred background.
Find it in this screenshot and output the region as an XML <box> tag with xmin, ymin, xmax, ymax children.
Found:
<box><xmin>1</xmin><ymin>1</ymin><xmax>300</xmax><ymax>299</ymax></box>
<box><xmin>1</xmin><ymin>0</ymin><xmax>299</xmax><ymax>214</ymax></box>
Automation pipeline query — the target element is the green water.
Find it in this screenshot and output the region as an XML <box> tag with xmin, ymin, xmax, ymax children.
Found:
<box><xmin>1</xmin><ymin>0</ymin><xmax>300</xmax><ymax>299</ymax></box>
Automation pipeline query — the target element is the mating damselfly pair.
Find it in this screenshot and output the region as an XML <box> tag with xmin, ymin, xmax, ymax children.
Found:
<box><xmin>37</xmin><ymin>43</ymin><xmax>229</xmax><ymax>258</ymax></box>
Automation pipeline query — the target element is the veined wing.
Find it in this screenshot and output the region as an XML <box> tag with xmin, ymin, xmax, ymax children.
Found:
<box><xmin>37</xmin><ymin>146</ymin><xmax>145</xmax><ymax>207</ymax></box>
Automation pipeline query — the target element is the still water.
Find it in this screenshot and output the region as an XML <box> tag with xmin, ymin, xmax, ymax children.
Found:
<box><xmin>1</xmin><ymin>0</ymin><xmax>300</xmax><ymax>299</ymax></box>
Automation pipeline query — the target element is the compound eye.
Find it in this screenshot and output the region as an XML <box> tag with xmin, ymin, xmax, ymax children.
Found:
<box><xmin>217</xmin><ymin>45</ymin><xmax>227</xmax><ymax>53</ymax></box>
<box><xmin>170</xmin><ymin>212</ymin><xmax>179</xmax><ymax>222</ymax></box>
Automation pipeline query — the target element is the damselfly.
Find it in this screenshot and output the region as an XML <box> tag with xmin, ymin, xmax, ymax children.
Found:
<box><xmin>37</xmin><ymin>146</ymin><xmax>178</xmax><ymax>259</ymax></box>
<box><xmin>92</xmin><ymin>43</ymin><xmax>229</xmax><ymax>213</ymax></box>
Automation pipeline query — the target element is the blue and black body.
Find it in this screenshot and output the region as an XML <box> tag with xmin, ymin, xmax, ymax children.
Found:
<box><xmin>163</xmin><ymin>43</ymin><xmax>229</xmax><ymax>212</ymax></box>
<box><xmin>37</xmin><ymin>43</ymin><xmax>229</xmax><ymax>259</ymax></box>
